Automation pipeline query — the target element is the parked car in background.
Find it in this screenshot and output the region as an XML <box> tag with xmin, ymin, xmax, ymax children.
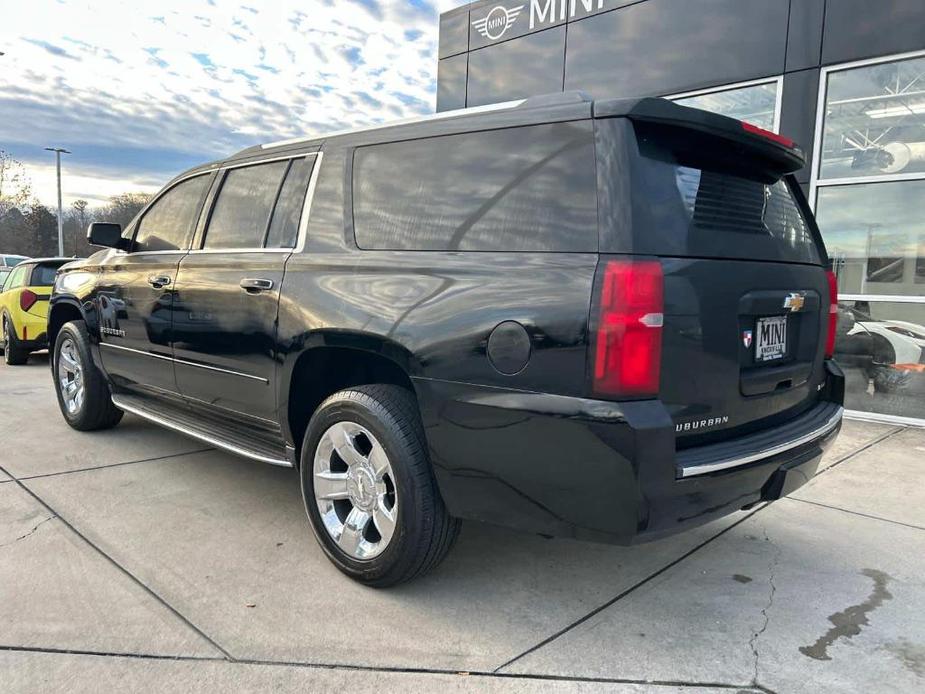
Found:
<box><xmin>1</xmin><ymin>254</ymin><xmax>29</xmax><ymax>268</ymax></box>
<box><xmin>0</xmin><ymin>258</ymin><xmax>73</xmax><ymax>364</ymax></box>
<box><xmin>48</xmin><ymin>93</ymin><xmax>843</xmax><ymax>586</ymax></box>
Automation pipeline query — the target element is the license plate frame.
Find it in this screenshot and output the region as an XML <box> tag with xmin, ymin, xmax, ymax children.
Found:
<box><xmin>755</xmin><ymin>315</ymin><xmax>788</xmax><ymax>362</ymax></box>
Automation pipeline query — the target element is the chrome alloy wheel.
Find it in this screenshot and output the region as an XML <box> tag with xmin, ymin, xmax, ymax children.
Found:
<box><xmin>313</xmin><ymin>421</ymin><xmax>398</xmax><ymax>560</ymax></box>
<box><xmin>57</xmin><ymin>337</ymin><xmax>85</xmax><ymax>415</ymax></box>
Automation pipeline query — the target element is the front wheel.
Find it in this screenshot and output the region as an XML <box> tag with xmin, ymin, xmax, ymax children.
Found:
<box><xmin>300</xmin><ymin>384</ymin><xmax>460</xmax><ymax>587</ymax></box>
<box><xmin>53</xmin><ymin>320</ymin><xmax>123</xmax><ymax>431</ymax></box>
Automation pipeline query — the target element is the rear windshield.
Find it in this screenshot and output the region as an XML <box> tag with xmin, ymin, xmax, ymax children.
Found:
<box><xmin>30</xmin><ymin>262</ymin><xmax>66</xmax><ymax>287</ymax></box>
<box><xmin>620</xmin><ymin>121</ymin><xmax>822</xmax><ymax>264</ymax></box>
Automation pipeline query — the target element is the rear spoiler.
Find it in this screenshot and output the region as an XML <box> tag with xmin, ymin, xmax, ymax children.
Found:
<box><xmin>593</xmin><ymin>97</ymin><xmax>805</xmax><ymax>174</ymax></box>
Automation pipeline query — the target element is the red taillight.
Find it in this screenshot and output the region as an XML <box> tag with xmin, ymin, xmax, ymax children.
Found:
<box><xmin>741</xmin><ymin>121</ymin><xmax>795</xmax><ymax>149</ymax></box>
<box><xmin>825</xmin><ymin>270</ymin><xmax>838</xmax><ymax>359</ymax></box>
<box><xmin>20</xmin><ymin>289</ymin><xmax>38</xmax><ymax>312</ymax></box>
<box><xmin>593</xmin><ymin>260</ymin><xmax>663</xmax><ymax>397</ymax></box>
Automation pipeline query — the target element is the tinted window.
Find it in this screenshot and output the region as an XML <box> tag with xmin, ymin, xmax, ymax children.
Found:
<box><xmin>135</xmin><ymin>175</ymin><xmax>210</xmax><ymax>252</ymax></box>
<box><xmin>265</xmin><ymin>158</ymin><xmax>314</xmax><ymax>249</ymax></box>
<box><xmin>353</xmin><ymin>122</ymin><xmax>598</xmax><ymax>252</ymax></box>
<box><xmin>204</xmin><ymin>161</ymin><xmax>288</xmax><ymax>249</ymax></box>
<box><xmin>625</xmin><ymin>122</ymin><xmax>821</xmax><ymax>264</ymax></box>
<box><xmin>29</xmin><ymin>262</ymin><xmax>67</xmax><ymax>287</ymax></box>
<box><xmin>6</xmin><ymin>265</ymin><xmax>27</xmax><ymax>290</ymax></box>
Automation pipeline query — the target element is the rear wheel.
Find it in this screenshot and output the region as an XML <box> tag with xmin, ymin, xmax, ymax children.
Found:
<box><xmin>300</xmin><ymin>384</ymin><xmax>460</xmax><ymax>587</ymax></box>
<box><xmin>2</xmin><ymin>317</ymin><xmax>29</xmax><ymax>365</ymax></box>
<box><xmin>53</xmin><ymin>320</ymin><xmax>123</xmax><ymax>431</ymax></box>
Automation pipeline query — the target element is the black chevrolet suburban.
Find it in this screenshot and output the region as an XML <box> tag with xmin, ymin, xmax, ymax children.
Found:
<box><xmin>48</xmin><ymin>93</ymin><xmax>843</xmax><ymax>586</ymax></box>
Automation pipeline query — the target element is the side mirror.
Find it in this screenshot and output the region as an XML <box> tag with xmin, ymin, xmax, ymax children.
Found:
<box><xmin>87</xmin><ymin>222</ymin><xmax>128</xmax><ymax>250</ymax></box>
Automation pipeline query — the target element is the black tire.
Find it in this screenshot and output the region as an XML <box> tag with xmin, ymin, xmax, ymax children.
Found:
<box><xmin>2</xmin><ymin>316</ymin><xmax>29</xmax><ymax>365</ymax></box>
<box><xmin>52</xmin><ymin>320</ymin><xmax>123</xmax><ymax>431</ymax></box>
<box><xmin>300</xmin><ymin>384</ymin><xmax>460</xmax><ymax>587</ymax></box>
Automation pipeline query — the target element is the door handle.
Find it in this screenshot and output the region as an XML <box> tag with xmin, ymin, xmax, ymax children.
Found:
<box><xmin>148</xmin><ymin>275</ymin><xmax>171</xmax><ymax>288</ymax></box>
<box><xmin>240</xmin><ymin>278</ymin><xmax>274</xmax><ymax>292</ymax></box>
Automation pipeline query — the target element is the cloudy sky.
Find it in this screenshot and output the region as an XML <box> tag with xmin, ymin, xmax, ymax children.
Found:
<box><xmin>0</xmin><ymin>0</ymin><xmax>466</xmax><ymax>208</ymax></box>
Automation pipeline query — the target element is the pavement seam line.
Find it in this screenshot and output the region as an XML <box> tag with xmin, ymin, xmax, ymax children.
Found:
<box><xmin>492</xmin><ymin>507</ymin><xmax>764</xmax><ymax>674</ymax></box>
<box><xmin>0</xmin><ymin>464</ymin><xmax>235</xmax><ymax>662</ymax></box>
<box><xmin>0</xmin><ymin>645</ymin><xmax>763</xmax><ymax>691</ymax></box>
<box><xmin>14</xmin><ymin>447</ymin><xmax>215</xmax><ymax>482</ymax></box>
<box><xmin>788</xmin><ymin>497</ymin><xmax>925</xmax><ymax>532</ymax></box>
<box><xmin>494</xmin><ymin>422</ymin><xmax>907</xmax><ymax>676</ymax></box>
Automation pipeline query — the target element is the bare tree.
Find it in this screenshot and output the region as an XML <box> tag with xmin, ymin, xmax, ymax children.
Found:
<box><xmin>0</xmin><ymin>150</ymin><xmax>32</xmax><ymax>217</ymax></box>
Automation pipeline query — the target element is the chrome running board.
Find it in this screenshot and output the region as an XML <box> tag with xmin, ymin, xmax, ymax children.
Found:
<box><xmin>111</xmin><ymin>394</ymin><xmax>293</xmax><ymax>468</ymax></box>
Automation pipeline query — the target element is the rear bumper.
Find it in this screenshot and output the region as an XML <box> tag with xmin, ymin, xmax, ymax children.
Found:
<box><xmin>413</xmin><ymin>360</ymin><xmax>844</xmax><ymax>544</ymax></box>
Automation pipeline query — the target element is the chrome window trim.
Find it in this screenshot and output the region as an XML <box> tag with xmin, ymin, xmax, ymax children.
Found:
<box><xmin>111</xmin><ymin>395</ymin><xmax>292</xmax><ymax>467</ymax></box>
<box><xmin>100</xmin><ymin>341</ymin><xmax>269</xmax><ymax>383</ymax></box>
<box><xmin>678</xmin><ymin>406</ymin><xmax>843</xmax><ymax>478</ymax></box>
<box><xmin>665</xmin><ymin>74</ymin><xmax>784</xmax><ymax>133</ymax></box>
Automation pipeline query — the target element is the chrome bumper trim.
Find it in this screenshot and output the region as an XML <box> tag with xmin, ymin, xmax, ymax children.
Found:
<box><xmin>678</xmin><ymin>406</ymin><xmax>843</xmax><ymax>478</ymax></box>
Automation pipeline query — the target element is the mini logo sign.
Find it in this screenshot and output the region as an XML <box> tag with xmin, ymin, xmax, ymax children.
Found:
<box><xmin>783</xmin><ymin>292</ymin><xmax>806</xmax><ymax>312</ymax></box>
<box><xmin>742</xmin><ymin>329</ymin><xmax>753</xmax><ymax>349</ymax></box>
<box><xmin>472</xmin><ymin>4</ymin><xmax>524</xmax><ymax>40</ymax></box>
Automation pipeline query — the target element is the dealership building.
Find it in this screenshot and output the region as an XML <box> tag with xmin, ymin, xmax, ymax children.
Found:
<box><xmin>436</xmin><ymin>0</ymin><xmax>925</xmax><ymax>426</ymax></box>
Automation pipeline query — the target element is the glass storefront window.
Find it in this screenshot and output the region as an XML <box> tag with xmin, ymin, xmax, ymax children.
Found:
<box><xmin>819</xmin><ymin>55</ymin><xmax>925</xmax><ymax>181</ymax></box>
<box><xmin>672</xmin><ymin>80</ymin><xmax>779</xmax><ymax>132</ymax></box>
<box><xmin>834</xmin><ymin>300</ymin><xmax>925</xmax><ymax>419</ymax></box>
<box><xmin>814</xmin><ymin>53</ymin><xmax>925</xmax><ymax>423</ymax></box>
<box><xmin>815</xmin><ymin>179</ymin><xmax>925</xmax><ymax>297</ymax></box>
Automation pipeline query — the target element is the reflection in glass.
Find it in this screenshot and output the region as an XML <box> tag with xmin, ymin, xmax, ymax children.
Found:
<box><xmin>673</xmin><ymin>81</ymin><xmax>778</xmax><ymax>132</ymax></box>
<box><xmin>820</xmin><ymin>56</ymin><xmax>925</xmax><ymax>180</ymax></box>
<box><xmin>204</xmin><ymin>161</ymin><xmax>288</xmax><ymax>249</ymax></box>
<box><xmin>834</xmin><ymin>300</ymin><xmax>925</xmax><ymax>418</ymax></box>
<box><xmin>815</xmin><ymin>180</ymin><xmax>925</xmax><ymax>297</ymax></box>
<box><xmin>134</xmin><ymin>175</ymin><xmax>210</xmax><ymax>252</ymax></box>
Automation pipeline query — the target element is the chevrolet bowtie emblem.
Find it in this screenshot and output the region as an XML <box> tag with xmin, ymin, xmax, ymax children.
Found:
<box><xmin>783</xmin><ymin>293</ymin><xmax>805</xmax><ymax>312</ymax></box>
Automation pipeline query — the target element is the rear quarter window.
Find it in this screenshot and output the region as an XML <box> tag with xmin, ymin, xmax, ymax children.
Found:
<box><xmin>352</xmin><ymin>121</ymin><xmax>598</xmax><ymax>252</ymax></box>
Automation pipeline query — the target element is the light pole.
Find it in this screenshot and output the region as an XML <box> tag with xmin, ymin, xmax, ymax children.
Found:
<box><xmin>44</xmin><ymin>147</ymin><xmax>70</xmax><ymax>256</ymax></box>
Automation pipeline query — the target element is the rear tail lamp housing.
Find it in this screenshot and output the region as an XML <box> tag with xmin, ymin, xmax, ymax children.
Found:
<box><xmin>592</xmin><ymin>259</ymin><xmax>664</xmax><ymax>398</ymax></box>
<box><xmin>20</xmin><ymin>289</ymin><xmax>38</xmax><ymax>312</ymax></box>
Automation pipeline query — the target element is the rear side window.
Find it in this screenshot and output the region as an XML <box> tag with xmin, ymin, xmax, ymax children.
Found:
<box><xmin>135</xmin><ymin>174</ymin><xmax>211</xmax><ymax>252</ymax></box>
<box><xmin>265</xmin><ymin>157</ymin><xmax>315</xmax><ymax>249</ymax></box>
<box><xmin>204</xmin><ymin>161</ymin><xmax>288</xmax><ymax>249</ymax></box>
<box><xmin>352</xmin><ymin>122</ymin><xmax>598</xmax><ymax>252</ymax></box>
<box><xmin>29</xmin><ymin>263</ymin><xmax>65</xmax><ymax>287</ymax></box>
<box><xmin>6</xmin><ymin>265</ymin><xmax>27</xmax><ymax>290</ymax></box>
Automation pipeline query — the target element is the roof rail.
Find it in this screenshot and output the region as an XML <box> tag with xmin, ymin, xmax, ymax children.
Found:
<box><xmin>256</xmin><ymin>90</ymin><xmax>592</xmax><ymax>152</ymax></box>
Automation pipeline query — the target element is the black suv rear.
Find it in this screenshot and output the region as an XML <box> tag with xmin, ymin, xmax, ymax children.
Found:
<box><xmin>49</xmin><ymin>93</ymin><xmax>843</xmax><ymax>586</ymax></box>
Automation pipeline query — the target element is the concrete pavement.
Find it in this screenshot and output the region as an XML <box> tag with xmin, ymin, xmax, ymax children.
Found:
<box><xmin>1</xmin><ymin>354</ymin><xmax>923</xmax><ymax>692</ymax></box>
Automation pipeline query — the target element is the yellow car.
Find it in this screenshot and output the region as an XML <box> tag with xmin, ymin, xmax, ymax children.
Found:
<box><xmin>0</xmin><ymin>258</ymin><xmax>71</xmax><ymax>365</ymax></box>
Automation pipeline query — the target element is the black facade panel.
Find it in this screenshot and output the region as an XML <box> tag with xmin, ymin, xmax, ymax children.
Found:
<box><xmin>822</xmin><ymin>0</ymin><xmax>925</xmax><ymax>65</ymax></box>
<box><xmin>439</xmin><ymin>6</ymin><xmax>470</xmax><ymax>59</ymax></box>
<box><xmin>437</xmin><ymin>55</ymin><xmax>468</xmax><ymax>112</ymax></box>
<box><xmin>785</xmin><ymin>0</ymin><xmax>825</xmax><ymax>72</ymax></box>
<box><xmin>564</xmin><ymin>0</ymin><xmax>789</xmax><ymax>99</ymax></box>
<box><xmin>467</xmin><ymin>27</ymin><xmax>566</xmax><ymax>107</ymax></box>
<box><xmin>779</xmin><ymin>68</ymin><xmax>821</xmax><ymax>184</ymax></box>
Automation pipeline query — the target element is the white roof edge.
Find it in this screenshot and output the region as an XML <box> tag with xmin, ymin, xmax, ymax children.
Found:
<box><xmin>259</xmin><ymin>99</ymin><xmax>527</xmax><ymax>150</ymax></box>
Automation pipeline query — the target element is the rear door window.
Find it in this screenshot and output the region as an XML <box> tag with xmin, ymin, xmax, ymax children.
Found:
<box><xmin>135</xmin><ymin>174</ymin><xmax>211</xmax><ymax>252</ymax></box>
<box><xmin>203</xmin><ymin>161</ymin><xmax>288</xmax><ymax>249</ymax></box>
<box><xmin>265</xmin><ymin>157</ymin><xmax>315</xmax><ymax>249</ymax></box>
<box><xmin>352</xmin><ymin>122</ymin><xmax>598</xmax><ymax>252</ymax></box>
